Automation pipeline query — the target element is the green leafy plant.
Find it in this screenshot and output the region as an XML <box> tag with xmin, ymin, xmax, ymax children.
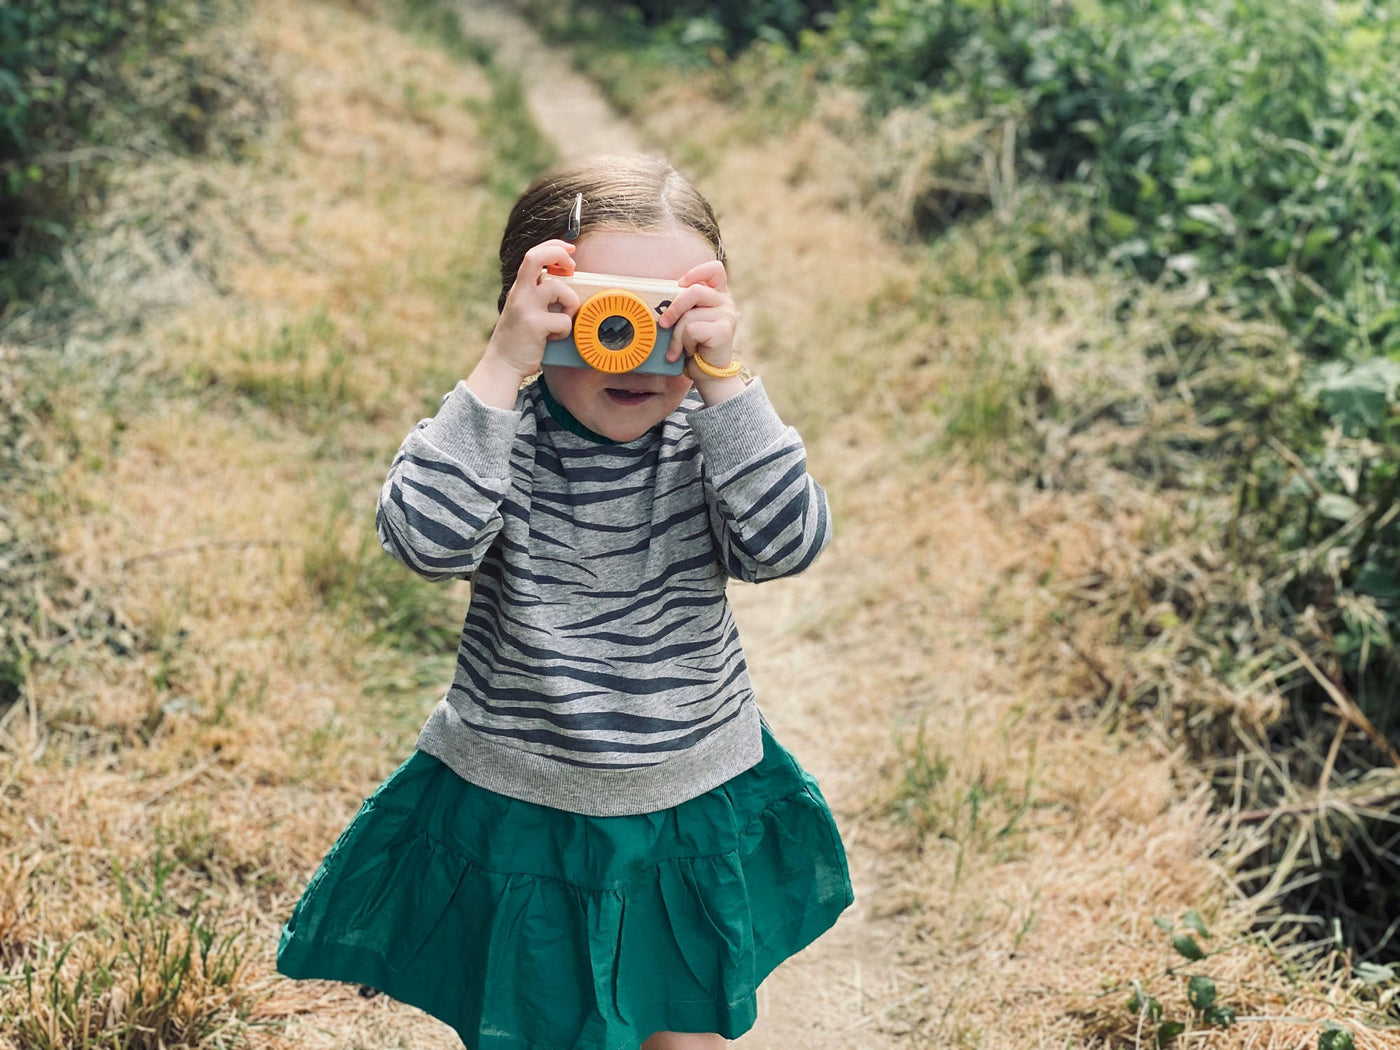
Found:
<box><xmin>1120</xmin><ymin>911</ymin><xmax>1239</xmax><ymax>1045</ymax></box>
<box><xmin>797</xmin><ymin>0</ymin><xmax>1400</xmax><ymax>961</ymax></box>
<box><xmin>1</xmin><ymin>0</ymin><xmax>216</xmax><ymax>268</ymax></box>
<box><xmin>536</xmin><ymin>0</ymin><xmax>836</xmax><ymax>54</ymax></box>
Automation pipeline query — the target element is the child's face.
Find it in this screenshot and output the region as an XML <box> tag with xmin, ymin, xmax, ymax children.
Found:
<box><xmin>542</xmin><ymin>228</ymin><xmax>713</xmax><ymax>443</ymax></box>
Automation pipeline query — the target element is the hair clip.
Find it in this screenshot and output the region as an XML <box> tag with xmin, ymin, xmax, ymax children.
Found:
<box><xmin>565</xmin><ymin>193</ymin><xmax>582</xmax><ymax>241</ymax></box>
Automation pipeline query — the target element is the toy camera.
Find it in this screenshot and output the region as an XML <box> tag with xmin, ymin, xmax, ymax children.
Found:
<box><xmin>542</xmin><ymin>270</ymin><xmax>685</xmax><ymax>376</ymax></box>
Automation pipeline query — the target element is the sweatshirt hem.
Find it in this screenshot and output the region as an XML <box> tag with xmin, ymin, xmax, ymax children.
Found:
<box><xmin>415</xmin><ymin>699</ymin><xmax>763</xmax><ymax>816</ymax></box>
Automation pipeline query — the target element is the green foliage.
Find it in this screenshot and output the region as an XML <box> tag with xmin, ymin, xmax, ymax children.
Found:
<box><xmin>548</xmin><ymin>0</ymin><xmax>837</xmax><ymax>54</ymax></box>
<box><xmin>1283</xmin><ymin>358</ymin><xmax>1400</xmax><ymax>708</ymax></box>
<box><xmin>1170</xmin><ymin>933</ymin><xmax>1205</xmax><ymax>963</ymax></box>
<box><xmin>0</xmin><ymin>0</ymin><xmax>220</xmax><ymax>266</ymax></box>
<box><xmin>1121</xmin><ymin>913</ymin><xmax>1238</xmax><ymax>1045</ymax></box>
<box><xmin>818</xmin><ymin>0</ymin><xmax>1400</xmax><ymax>353</ymax></box>
<box><xmin>813</xmin><ymin>0</ymin><xmax>1400</xmax><ymax>779</ymax></box>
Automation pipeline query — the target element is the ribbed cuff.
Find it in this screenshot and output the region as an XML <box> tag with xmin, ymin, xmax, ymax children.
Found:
<box><xmin>418</xmin><ymin>381</ymin><xmax>522</xmax><ymax>480</ymax></box>
<box><xmin>686</xmin><ymin>378</ymin><xmax>792</xmax><ymax>481</ymax></box>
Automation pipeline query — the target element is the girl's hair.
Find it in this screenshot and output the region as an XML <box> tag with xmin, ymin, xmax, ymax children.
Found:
<box><xmin>497</xmin><ymin>154</ymin><xmax>724</xmax><ymax>312</ymax></box>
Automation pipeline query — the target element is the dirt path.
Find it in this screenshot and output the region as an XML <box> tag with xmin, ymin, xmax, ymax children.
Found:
<box><xmin>450</xmin><ymin>4</ymin><xmax>913</xmax><ymax>1047</ymax></box>
<box><xmin>456</xmin><ymin>4</ymin><xmax>643</xmax><ymax>160</ymax></box>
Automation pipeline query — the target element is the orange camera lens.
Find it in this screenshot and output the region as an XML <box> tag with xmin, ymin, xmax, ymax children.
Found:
<box><xmin>573</xmin><ymin>291</ymin><xmax>656</xmax><ymax>373</ymax></box>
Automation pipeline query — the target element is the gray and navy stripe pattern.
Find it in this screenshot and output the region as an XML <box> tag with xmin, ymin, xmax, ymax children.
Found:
<box><xmin>376</xmin><ymin>377</ymin><xmax>831</xmax><ymax>816</ymax></box>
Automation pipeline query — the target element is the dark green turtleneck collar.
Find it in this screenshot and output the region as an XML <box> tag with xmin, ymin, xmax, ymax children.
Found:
<box><xmin>537</xmin><ymin>376</ymin><xmax>624</xmax><ymax>445</ymax></box>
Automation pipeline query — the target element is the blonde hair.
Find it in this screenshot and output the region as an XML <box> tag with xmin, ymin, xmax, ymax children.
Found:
<box><xmin>497</xmin><ymin>155</ymin><xmax>724</xmax><ymax>312</ymax></box>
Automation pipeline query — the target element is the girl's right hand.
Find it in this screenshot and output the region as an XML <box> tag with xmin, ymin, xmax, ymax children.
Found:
<box><xmin>484</xmin><ymin>240</ymin><xmax>580</xmax><ymax>378</ymax></box>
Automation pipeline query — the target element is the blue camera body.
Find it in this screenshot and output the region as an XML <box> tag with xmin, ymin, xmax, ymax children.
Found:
<box><xmin>541</xmin><ymin>271</ymin><xmax>686</xmax><ymax>376</ymax></box>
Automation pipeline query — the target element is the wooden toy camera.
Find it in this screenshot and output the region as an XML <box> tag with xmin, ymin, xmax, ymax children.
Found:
<box><xmin>542</xmin><ymin>270</ymin><xmax>686</xmax><ymax>376</ymax></box>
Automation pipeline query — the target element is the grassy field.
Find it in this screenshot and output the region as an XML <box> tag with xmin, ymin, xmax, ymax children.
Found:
<box><xmin>1</xmin><ymin>0</ymin><xmax>1397</xmax><ymax>1047</ymax></box>
<box><xmin>0</xmin><ymin>2</ymin><xmax>531</xmax><ymax>1044</ymax></box>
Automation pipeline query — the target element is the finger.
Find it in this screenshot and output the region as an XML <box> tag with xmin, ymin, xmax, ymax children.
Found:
<box><xmin>682</xmin><ymin>320</ymin><xmax>733</xmax><ymax>361</ymax></box>
<box><xmin>669</xmin><ymin>311</ymin><xmax>734</xmax><ymax>364</ymax></box>
<box><xmin>666</xmin><ymin>308</ymin><xmax>695</xmax><ymax>361</ymax></box>
<box><xmin>516</xmin><ymin>240</ymin><xmax>577</xmax><ymax>285</ymax></box>
<box><xmin>667</xmin><ymin>302</ymin><xmax>735</xmax><ymax>340</ymax></box>
<box><xmin>541</xmin><ymin>281</ymin><xmax>580</xmax><ymax>318</ymax></box>
<box><xmin>541</xmin><ymin>310</ymin><xmax>575</xmax><ymax>342</ymax></box>
<box><xmin>658</xmin><ymin>284</ymin><xmax>729</xmax><ymax>329</ymax></box>
<box><xmin>678</xmin><ymin>260</ymin><xmax>728</xmax><ymax>292</ymax></box>
<box><xmin>664</xmin><ymin>316</ymin><xmax>685</xmax><ymax>362</ymax></box>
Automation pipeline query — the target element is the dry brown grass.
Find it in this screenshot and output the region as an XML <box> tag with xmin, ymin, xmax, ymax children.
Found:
<box><xmin>1</xmin><ymin>0</ymin><xmax>498</xmax><ymax>1045</ymax></box>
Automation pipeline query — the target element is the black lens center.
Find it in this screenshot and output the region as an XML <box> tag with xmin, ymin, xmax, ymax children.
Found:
<box><xmin>597</xmin><ymin>315</ymin><xmax>635</xmax><ymax>351</ymax></box>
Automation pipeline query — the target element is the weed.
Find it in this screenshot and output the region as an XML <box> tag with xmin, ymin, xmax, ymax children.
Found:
<box><xmin>395</xmin><ymin>0</ymin><xmax>494</xmax><ymax>65</ymax></box>
<box><xmin>220</xmin><ymin>309</ymin><xmax>355</xmax><ymax>423</ymax></box>
<box><xmin>886</xmin><ymin>717</ymin><xmax>1036</xmax><ymax>872</ymax></box>
<box><xmin>467</xmin><ymin>69</ymin><xmax>558</xmax><ymax>202</ymax></box>
<box><xmin>890</xmin><ymin>720</ymin><xmax>951</xmax><ymax>832</ymax></box>
<box><xmin>390</xmin><ymin>0</ymin><xmax>556</xmax><ymax>199</ymax></box>
<box><xmin>2</xmin><ymin>853</ymin><xmax>259</xmax><ymax>1049</ymax></box>
<box><xmin>935</xmin><ymin>336</ymin><xmax>1042</xmax><ymax>467</ymax></box>
<box><xmin>2</xmin><ymin>0</ymin><xmax>271</xmax><ymax>301</ymax></box>
<box><xmin>1082</xmin><ymin>911</ymin><xmax>1243</xmax><ymax>1045</ymax></box>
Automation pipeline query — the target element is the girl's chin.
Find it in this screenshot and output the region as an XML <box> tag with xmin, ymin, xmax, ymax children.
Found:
<box><xmin>595</xmin><ymin>422</ymin><xmax>651</xmax><ymax>442</ymax></box>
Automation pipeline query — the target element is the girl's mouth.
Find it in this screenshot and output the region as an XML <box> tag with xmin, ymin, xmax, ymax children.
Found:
<box><xmin>605</xmin><ymin>388</ymin><xmax>656</xmax><ymax>406</ymax></box>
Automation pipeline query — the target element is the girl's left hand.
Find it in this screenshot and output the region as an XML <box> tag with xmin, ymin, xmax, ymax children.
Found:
<box><xmin>658</xmin><ymin>260</ymin><xmax>739</xmax><ymax>374</ymax></box>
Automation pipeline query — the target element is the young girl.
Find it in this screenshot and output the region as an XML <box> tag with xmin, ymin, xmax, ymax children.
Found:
<box><xmin>277</xmin><ymin>154</ymin><xmax>852</xmax><ymax>1050</ymax></box>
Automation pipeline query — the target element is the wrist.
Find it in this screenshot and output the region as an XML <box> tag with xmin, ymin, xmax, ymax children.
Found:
<box><xmin>469</xmin><ymin>347</ymin><xmax>534</xmax><ymax>409</ymax></box>
<box><xmin>686</xmin><ymin>349</ymin><xmax>747</xmax><ymax>406</ymax></box>
<box><xmin>691</xmin><ymin>371</ymin><xmax>748</xmax><ymax>407</ymax></box>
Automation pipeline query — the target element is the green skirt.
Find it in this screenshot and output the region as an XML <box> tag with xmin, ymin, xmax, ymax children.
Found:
<box><xmin>276</xmin><ymin>721</ymin><xmax>853</xmax><ymax>1050</ymax></box>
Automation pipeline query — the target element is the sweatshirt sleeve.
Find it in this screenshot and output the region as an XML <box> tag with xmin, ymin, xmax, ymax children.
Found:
<box><xmin>375</xmin><ymin>381</ymin><xmax>522</xmax><ymax>581</ymax></box>
<box><xmin>688</xmin><ymin>378</ymin><xmax>832</xmax><ymax>583</ymax></box>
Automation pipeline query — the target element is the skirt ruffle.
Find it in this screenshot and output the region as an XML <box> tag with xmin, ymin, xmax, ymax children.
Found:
<box><xmin>276</xmin><ymin>721</ymin><xmax>853</xmax><ymax>1050</ymax></box>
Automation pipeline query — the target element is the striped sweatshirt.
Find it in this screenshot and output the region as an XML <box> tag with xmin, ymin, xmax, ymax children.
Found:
<box><xmin>375</xmin><ymin>376</ymin><xmax>831</xmax><ymax>816</ymax></box>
